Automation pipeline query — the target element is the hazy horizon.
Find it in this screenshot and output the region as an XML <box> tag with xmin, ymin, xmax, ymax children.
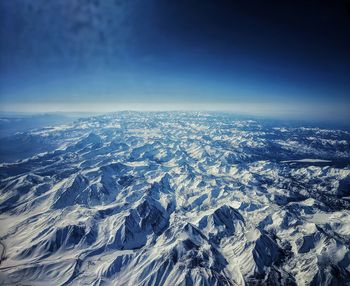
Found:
<box><xmin>0</xmin><ymin>100</ymin><xmax>349</xmax><ymax>122</ymax></box>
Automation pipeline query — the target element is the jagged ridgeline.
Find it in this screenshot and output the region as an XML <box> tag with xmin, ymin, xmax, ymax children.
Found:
<box><xmin>0</xmin><ymin>112</ymin><xmax>350</xmax><ymax>285</ymax></box>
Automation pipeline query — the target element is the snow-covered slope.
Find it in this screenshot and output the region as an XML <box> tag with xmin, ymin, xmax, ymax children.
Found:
<box><xmin>0</xmin><ymin>112</ymin><xmax>350</xmax><ymax>285</ymax></box>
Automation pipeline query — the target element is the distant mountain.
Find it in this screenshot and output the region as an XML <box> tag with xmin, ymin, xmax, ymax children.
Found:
<box><xmin>0</xmin><ymin>112</ymin><xmax>349</xmax><ymax>285</ymax></box>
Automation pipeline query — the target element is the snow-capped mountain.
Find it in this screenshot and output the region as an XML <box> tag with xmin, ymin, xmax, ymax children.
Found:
<box><xmin>0</xmin><ymin>112</ymin><xmax>350</xmax><ymax>285</ymax></box>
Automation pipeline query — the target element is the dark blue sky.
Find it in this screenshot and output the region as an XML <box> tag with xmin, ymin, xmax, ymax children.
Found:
<box><xmin>1</xmin><ymin>0</ymin><xmax>350</xmax><ymax>120</ymax></box>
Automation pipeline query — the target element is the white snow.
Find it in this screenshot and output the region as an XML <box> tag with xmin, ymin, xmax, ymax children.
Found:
<box><xmin>0</xmin><ymin>112</ymin><xmax>349</xmax><ymax>285</ymax></box>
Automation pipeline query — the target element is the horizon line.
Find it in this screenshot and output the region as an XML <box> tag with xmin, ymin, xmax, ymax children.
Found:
<box><xmin>1</xmin><ymin>101</ymin><xmax>350</xmax><ymax>124</ymax></box>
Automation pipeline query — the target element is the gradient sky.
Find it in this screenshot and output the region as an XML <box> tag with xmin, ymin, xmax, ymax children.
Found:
<box><xmin>1</xmin><ymin>0</ymin><xmax>350</xmax><ymax>121</ymax></box>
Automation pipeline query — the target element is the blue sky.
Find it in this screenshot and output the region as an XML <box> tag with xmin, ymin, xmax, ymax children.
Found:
<box><xmin>1</xmin><ymin>0</ymin><xmax>350</xmax><ymax>122</ymax></box>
